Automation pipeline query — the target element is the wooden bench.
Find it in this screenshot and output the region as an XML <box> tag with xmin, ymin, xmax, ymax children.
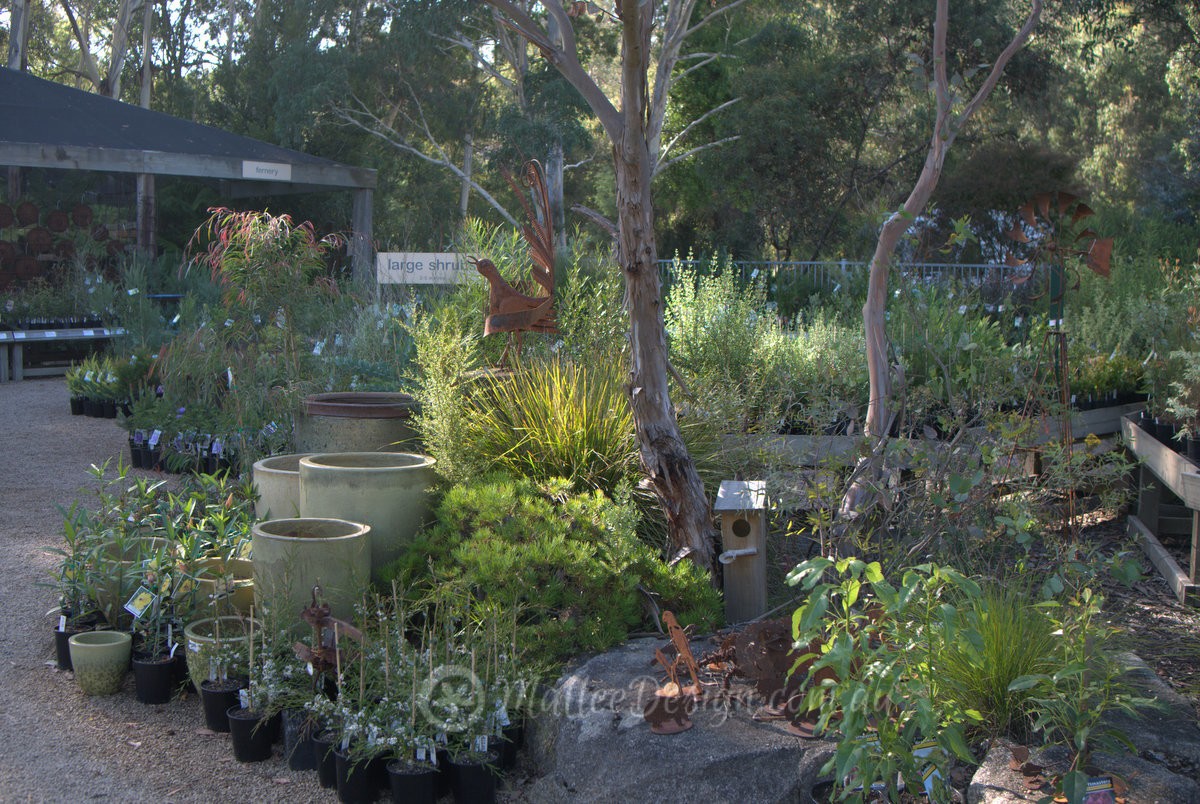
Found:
<box><xmin>0</xmin><ymin>327</ymin><xmax>125</xmax><ymax>382</ymax></box>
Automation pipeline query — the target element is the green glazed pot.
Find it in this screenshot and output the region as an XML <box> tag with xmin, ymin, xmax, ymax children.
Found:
<box><xmin>193</xmin><ymin>557</ymin><xmax>255</xmax><ymax>615</ymax></box>
<box><xmin>69</xmin><ymin>630</ymin><xmax>132</xmax><ymax>695</ymax></box>
<box><xmin>251</xmin><ymin>453</ymin><xmax>311</xmax><ymax>521</ymax></box>
<box><xmin>295</xmin><ymin>392</ymin><xmax>420</xmax><ymax>454</ymax></box>
<box><xmin>251</xmin><ymin>517</ymin><xmax>370</xmax><ymax>627</ymax></box>
<box><xmin>183</xmin><ymin>616</ymin><xmax>258</xmax><ymax>692</ymax></box>
<box><xmin>299</xmin><ymin>452</ymin><xmax>437</xmax><ymax>582</ymax></box>
<box><xmin>93</xmin><ymin>537</ymin><xmax>171</xmax><ymax>628</ymax></box>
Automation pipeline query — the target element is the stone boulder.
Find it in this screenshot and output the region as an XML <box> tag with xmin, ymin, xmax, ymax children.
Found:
<box><xmin>968</xmin><ymin>653</ymin><xmax>1200</xmax><ymax>804</ymax></box>
<box><xmin>522</xmin><ymin>637</ymin><xmax>833</xmax><ymax>803</ymax></box>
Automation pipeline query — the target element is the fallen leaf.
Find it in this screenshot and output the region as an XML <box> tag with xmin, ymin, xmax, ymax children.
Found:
<box><xmin>194</xmin><ymin>728</ymin><xmax>217</xmax><ymax>736</ymax></box>
<box><xmin>271</xmin><ymin>778</ymin><xmax>292</xmax><ymax>785</ymax></box>
<box><xmin>126</xmin><ymin>741</ymin><xmax>142</xmax><ymax>748</ymax></box>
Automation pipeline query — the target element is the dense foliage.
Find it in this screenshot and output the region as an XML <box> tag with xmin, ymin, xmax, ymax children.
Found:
<box><xmin>2</xmin><ymin>1</ymin><xmax>1197</xmax><ymax>259</ymax></box>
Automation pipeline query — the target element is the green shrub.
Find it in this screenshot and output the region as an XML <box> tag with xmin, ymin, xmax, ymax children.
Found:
<box><xmin>382</xmin><ymin>475</ymin><xmax>722</xmax><ymax>665</ymax></box>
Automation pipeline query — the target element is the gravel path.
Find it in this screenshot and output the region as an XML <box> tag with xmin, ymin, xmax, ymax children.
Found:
<box><xmin>0</xmin><ymin>378</ymin><xmax>330</xmax><ymax>803</ymax></box>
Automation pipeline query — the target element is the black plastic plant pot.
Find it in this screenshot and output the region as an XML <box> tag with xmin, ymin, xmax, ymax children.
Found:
<box><xmin>334</xmin><ymin>747</ymin><xmax>377</xmax><ymax>804</ymax></box>
<box><xmin>69</xmin><ymin>397</ymin><xmax>84</xmax><ymax>415</ymax></box>
<box><xmin>387</xmin><ymin>759</ymin><xmax>438</xmax><ymax>804</ymax></box>
<box><xmin>54</xmin><ymin>624</ymin><xmax>92</xmax><ymax>671</ymax></box>
<box><xmin>312</xmin><ymin>730</ymin><xmax>339</xmax><ymax>790</ymax></box>
<box><xmin>449</xmin><ymin>751</ymin><xmax>499</xmax><ymax>804</ymax></box>
<box><xmin>498</xmin><ymin>722</ymin><xmax>524</xmax><ymax>771</ymax></box>
<box><xmin>282</xmin><ymin>708</ymin><xmax>319</xmax><ymax>771</ymax></box>
<box><xmin>226</xmin><ymin>706</ymin><xmax>276</xmax><ymax>763</ymax></box>
<box><xmin>132</xmin><ymin>654</ymin><xmax>176</xmax><ymax>704</ymax></box>
<box><xmin>199</xmin><ymin>678</ymin><xmax>242</xmax><ymax>732</ymax></box>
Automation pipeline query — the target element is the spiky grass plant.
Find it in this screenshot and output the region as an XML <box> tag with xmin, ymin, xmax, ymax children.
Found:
<box><xmin>463</xmin><ymin>357</ymin><xmax>637</xmax><ymax>494</ymax></box>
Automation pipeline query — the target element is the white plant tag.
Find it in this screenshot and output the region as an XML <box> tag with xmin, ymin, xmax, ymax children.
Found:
<box><xmin>58</xmin><ymin>614</ymin><xmax>67</xmax><ymax>632</ymax></box>
<box><xmin>473</xmin><ymin>735</ymin><xmax>488</xmax><ymax>753</ymax></box>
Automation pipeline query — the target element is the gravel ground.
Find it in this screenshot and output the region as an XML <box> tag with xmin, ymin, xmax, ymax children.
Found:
<box><xmin>0</xmin><ymin>378</ymin><xmax>331</xmax><ymax>803</ymax></box>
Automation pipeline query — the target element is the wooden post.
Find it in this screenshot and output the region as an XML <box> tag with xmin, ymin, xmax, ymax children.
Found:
<box><xmin>350</xmin><ymin>188</ymin><xmax>374</xmax><ymax>295</ymax></box>
<box><xmin>714</xmin><ymin>480</ymin><xmax>768</xmax><ymax>624</ymax></box>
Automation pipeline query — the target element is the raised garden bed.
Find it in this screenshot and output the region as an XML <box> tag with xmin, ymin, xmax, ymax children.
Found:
<box><xmin>1122</xmin><ymin>415</ymin><xmax>1200</xmax><ymax>606</ymax></box>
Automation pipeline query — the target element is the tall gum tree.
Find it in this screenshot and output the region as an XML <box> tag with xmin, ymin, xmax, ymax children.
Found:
<box><xmin>478</xmin><ymin>0</ymin><xmax>748</xmax><ymax>572</ymax></box>
<box><xmin>840</xmin><ymin>0</ymin><xmax>1043</xmax><ymax>522</ymax></box>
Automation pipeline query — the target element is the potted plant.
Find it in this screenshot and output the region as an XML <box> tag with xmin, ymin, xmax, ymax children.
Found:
<box><xmin>45</xmin><ymin>502</ymin><xmax>103</xmax><ymax>670</ymax></box>
<box><xmin>185</xmin><ymin>614</ymin><xmax>256</xmax><ymax>730</ymax></box>
<box><xmin>1166</xmin><ymin>349</ymin><xmax>1200</xmax><ymax>460</ymax></box>
<box><xmin>65</xmin><ymin>364</ymin><xmax>87</xmax><ymax>415</ymax></box>
<box><xmin>225</xmin><ymin>616</ymin><xmax>281</xmax><ymax>763</ymax></box>
<box><xmin>128</xmin><ymin>547</ymin><xmax>187</xmax><ymax>704</ymax></box>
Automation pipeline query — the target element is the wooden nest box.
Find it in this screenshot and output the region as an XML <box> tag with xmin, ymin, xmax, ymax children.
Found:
<box><xmin>714</xmin><ymin>479</ymin><xmax>768</xmax><ymax>624</ymax></box>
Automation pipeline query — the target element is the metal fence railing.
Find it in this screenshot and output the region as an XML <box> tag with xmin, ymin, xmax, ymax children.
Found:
<box><xmin>658</xmin><ymin>259</ymin><xmax>1026</xmax><ymax>293</ymax></box>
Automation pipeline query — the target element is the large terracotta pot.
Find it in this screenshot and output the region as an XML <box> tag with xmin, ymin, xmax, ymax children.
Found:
<box><xmin>295</xmin><ymin>392</ymin><xmax>420</xmax><ymax>454</ymax></box>
<box><xmin>251</xmin><ymin>517</ymin><xmax>370</xmax><ymax>626</ymax></box>
<box><xmin>251</xmin><ymin>453</ymin><xmax>311</xmax><ymax>520</ymax></box>
<box><xmin>298</xmin><ymin>452</ymin><xmax>437</xmax><ymax>582</ymax></box>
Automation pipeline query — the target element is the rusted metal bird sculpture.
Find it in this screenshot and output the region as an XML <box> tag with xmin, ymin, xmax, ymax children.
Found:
<box><xmin>473</xmin><ymin>160</ymin><xmax>559</xmax><ymax>363</ymax></box>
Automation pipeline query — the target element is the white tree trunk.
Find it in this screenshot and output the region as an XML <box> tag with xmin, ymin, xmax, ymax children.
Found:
<box><xmin>840</xmin><ymin>0</ymin><xmax>1043</xmax><ymax>524</ymax></box>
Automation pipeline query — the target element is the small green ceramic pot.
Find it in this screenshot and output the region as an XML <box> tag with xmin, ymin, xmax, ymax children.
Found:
<box><xmin>69</xmin><ymin>630</ymin><xmax>132</xmax><ymax>695</ymax></box>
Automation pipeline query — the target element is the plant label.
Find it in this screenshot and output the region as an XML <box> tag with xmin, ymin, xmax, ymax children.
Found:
<box><xmin>1085</xmin><ymin>777</ymin><xmax>1116</xmax><ymax>803</ymax></box>
<box><xmin>84</xmin><ymin>370</ymin><xmax>94</xmax><ymax>382</ymax></box>
<box><xmin>188</xmin><ymin>639</ymin><xmax>200</xmax><ymax>653</ymax></box>
<box><xmin>473</xmin><ymin>735</ymin><xmax>488</xmax><ymax>753</ymax></box>
<box><xmin>149</xmin><ymin>430</ymin><xmax>161</xmax><ymax>448</ymax></box>
<box><xmin>211</xmin><ymin>439</ymin><xmax>223</xmax><ymax>456</ymax></box>
<box><xmin>416</xmin><ymin>746</ymin><xmax>427</xmax><ymax>762</ymax></box>
<box><xmin>58</xmin><ymin>614</ymin><xmax>67</xmax><ymax>632</ymax></box>
<box><xmin>124</xmin><ymin>586</ymin><xmax>157</xmax><ymax>619</ymax></box>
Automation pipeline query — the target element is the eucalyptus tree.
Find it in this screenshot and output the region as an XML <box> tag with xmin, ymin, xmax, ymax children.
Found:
<box><xmin>455</xmin><ymin>0</ymin><xmax>746</xmax><ymax>572</ymax></box>
<box><xmin>841</xmin><ymin>0</ymin><xmax>1043</xmax><ymax>522</ymax></box>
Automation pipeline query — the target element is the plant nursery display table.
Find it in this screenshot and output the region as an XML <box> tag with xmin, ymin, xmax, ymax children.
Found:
<box><xmin>0</xmin><ymin>326</ymin><xmax>124</xmax><ymax>382</ymax></box>
<box><xmin>1122</xmin><ymin>415</ymin><xmax>1200</xmax><ymax>605</ymax></box>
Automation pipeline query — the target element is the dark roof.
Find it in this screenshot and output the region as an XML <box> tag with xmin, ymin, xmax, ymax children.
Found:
<box><xmin>0</xmin><ymin>68</ymin><xmax>375</xmax><ymax>189</ymax></box>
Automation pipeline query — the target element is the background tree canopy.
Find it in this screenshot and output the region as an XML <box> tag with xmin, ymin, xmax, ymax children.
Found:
<box><xmin>3</xmin><ymin>0</ymin><xmax>1197</xmax><ymax>259</ymax></box>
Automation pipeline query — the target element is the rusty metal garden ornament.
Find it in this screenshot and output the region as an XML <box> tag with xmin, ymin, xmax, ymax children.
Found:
<box><xmin>644</xmin><ymin>611</ymin><xmax>705</xmax><ymax>735</ymax></box>
<box><xmin>292</xmin><ymin>585</ymin><xmax>362</xmax><ymax>676</ymax></box>
<box><xmin>472</xmin><ymin>160</ymin><xmax>559</xmax><ymax>364</ymax></box>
